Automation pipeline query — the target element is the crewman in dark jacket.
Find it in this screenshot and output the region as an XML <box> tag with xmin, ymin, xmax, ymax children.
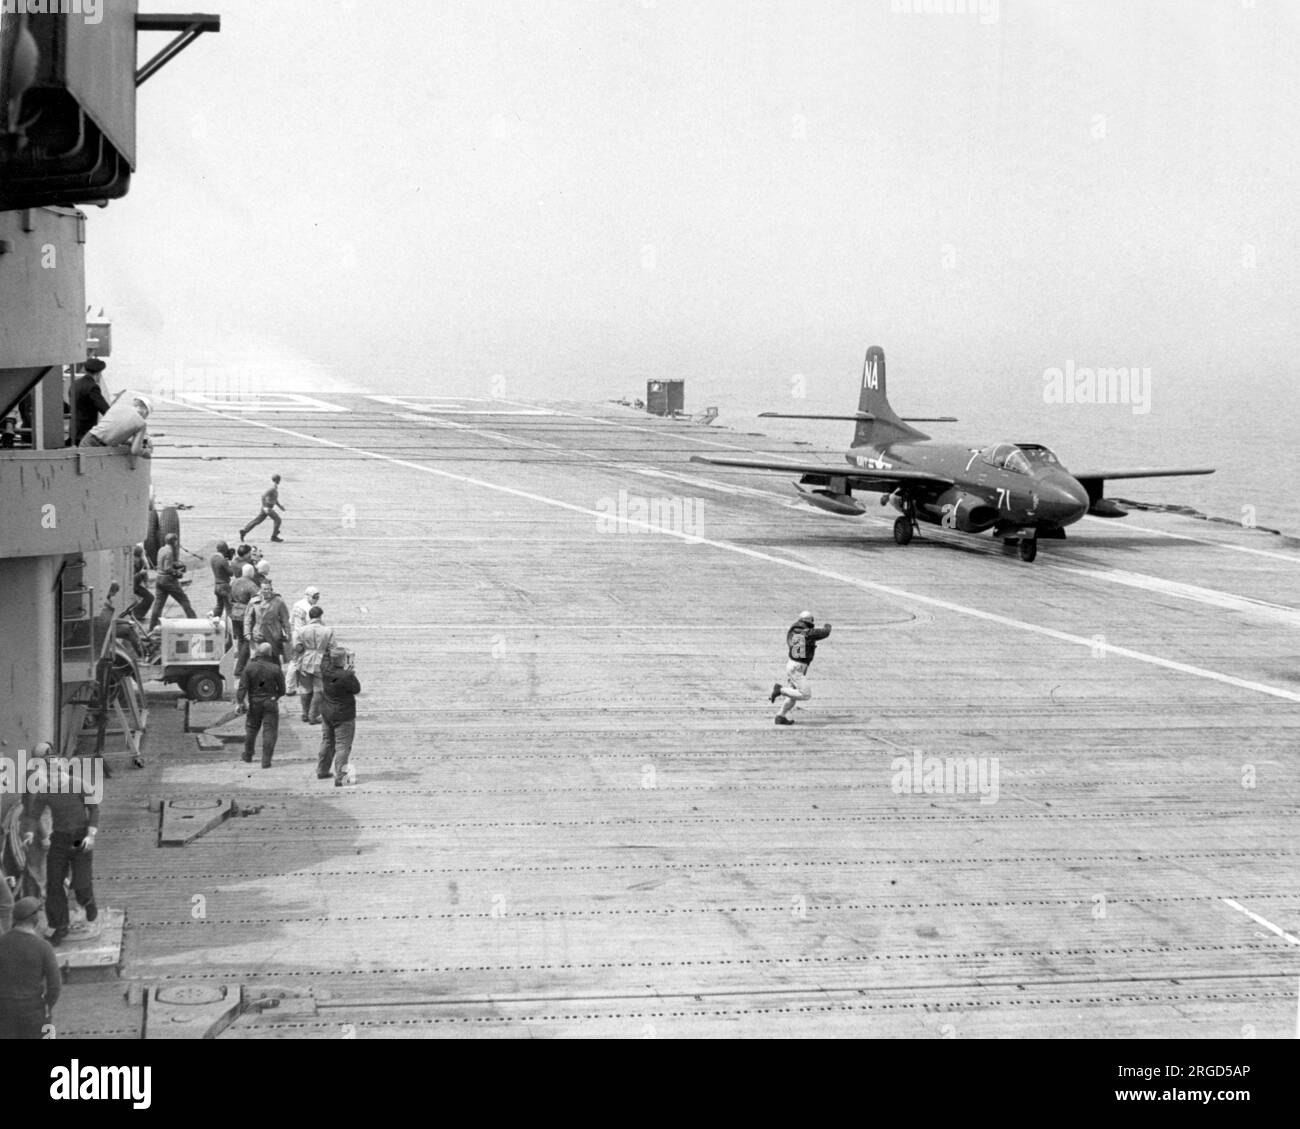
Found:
<box><xmin>22</xmin><ymin>767</ymin><xmax>98</xmax><ymax>946</ymax></box>
<box><xmin>317</xmin><ymin>649</ymin><xmax>361</xmax><ymax>786</ymax></box>
<box><xmin>70</xmin><ymin>359</ymin><xmax>111</xmax><ymax>445</ymax></box>
<box><xmin>130</xmin><ymin>545</ymin><xmax>153</xmax><ymax>621</ymax></box>
<box><xmin>239</xmin><ymin>474</ymin><xmax>286</xmax><ymax>543</ymax></box>
<box><xmin>232</xmin><ymin>543</ymin><xmax>255</xmax><ymax>577</ymax></box>
<box><xmin>237</xmin><ymin>643</ymin><xmax>286</xmax><ymax>767</ymax></box>
<box><xmin>0</xmin><ymin>897</ymin><xmax>61</xmax><ymax>1038</ymax></box>
<box><xmin>209</xmin><ymin>541</ymin><xmax>235</xmax><ymax>618</ymax></box>
<box><xmin>0</xmin><ymin>791</ymin><xmax>19</xmax><ymax>931</ymax></box>
<box><xmin>770</xmin><ymin>610</ymin><xmax>832</xmax><ymax>725</ymax></box>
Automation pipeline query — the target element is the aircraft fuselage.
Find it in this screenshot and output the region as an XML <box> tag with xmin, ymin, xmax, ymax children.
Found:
<box><xmin>846</xmin><ymin>440</ymin><xmax>1090</xmax><ymax>535</ymax></box>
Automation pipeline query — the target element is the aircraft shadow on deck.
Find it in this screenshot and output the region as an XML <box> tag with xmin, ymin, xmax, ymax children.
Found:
<box><xmin>745</xmin><ymin>524</ymin><xmax>1233</xmax><ymax>561</ymax></box>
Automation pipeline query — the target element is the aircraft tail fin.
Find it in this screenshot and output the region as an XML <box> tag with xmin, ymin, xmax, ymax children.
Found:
<box><xmin>852</xmin><ymin>346</ymin><xmax>929</xmax><ymax>448</ymax></box>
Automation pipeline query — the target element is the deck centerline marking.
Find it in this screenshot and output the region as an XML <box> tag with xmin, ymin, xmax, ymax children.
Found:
<box><xmin>159</xmin><ymin>397</ymin><xmax>1300</xmax><ymax>704</ymax></box>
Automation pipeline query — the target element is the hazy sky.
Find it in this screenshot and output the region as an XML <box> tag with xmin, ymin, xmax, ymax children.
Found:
<box><xmin>87</xmin><ymin>0</ymin><xmax>1299</xmax><ymax>413</ymax></box>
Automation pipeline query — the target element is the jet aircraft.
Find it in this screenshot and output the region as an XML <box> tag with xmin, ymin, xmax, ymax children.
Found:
<box><xmin>690</xmin><ymin>345</ymin><xmax>1214</xmax><ymax>562</ymax></box>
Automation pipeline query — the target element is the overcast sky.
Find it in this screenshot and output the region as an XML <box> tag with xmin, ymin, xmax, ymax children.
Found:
<box><xmin>87</xmin><ymin>0</ymin><xmax>1299</xmax><ymax>414</ymax></box>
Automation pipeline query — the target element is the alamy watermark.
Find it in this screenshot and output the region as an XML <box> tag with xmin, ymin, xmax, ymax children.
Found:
<box><xmin>1042</xmin><ymin>360</ymin><xmax>1151</xmax><ymax>415</ymax></box>
<box><xmin>1</xmin><ymin>0</ymin><xmax>102</xmax><ymax>24</ymax></box>
<box><xmin>149</xmin><ymin>360</ymin><xmax>269</xmax><ymax>400</ymax></box>
<box><xmin>1</xmin><ymin>751</ymin><xmax>104</xmax><ymax>806</ymax></box>
<box><xmin>891</xmin><ymin>751</ymin><xmax>1000</xmax><ymax>805</ymax></box>
<box><xmin>49</xmin><ymin>1062</ymin><xmax>150</xmax><ymax>1109</ymax></box>
<box><xmin>890</xmin><ymin>0</ymin><xmax>1000</xmax><ymax>25</ymax></box>
<box><xmin>595</xmin><ymin>489</ymin><xmax>705</xmax><ymax>538</ymax></box>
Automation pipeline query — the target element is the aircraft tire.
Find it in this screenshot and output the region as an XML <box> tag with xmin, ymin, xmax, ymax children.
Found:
<box><xmin>159</xmin><ymin>505</ymin><xmax>181</xmax><ymax>546</ymax></box>
<box><xmin>144</xmin><ymin>507</ymin><xmax>161</xmax><ymax>567</ymax></box>
<box><xmin>1018</xmin><ymin>538</ymin><xmax>1038</xmax><ymax>563</ymax></box>
<box><xmin>893</xmin><ymin>516</ymin><xmax>913</xmax><ymax>546</ymax></box>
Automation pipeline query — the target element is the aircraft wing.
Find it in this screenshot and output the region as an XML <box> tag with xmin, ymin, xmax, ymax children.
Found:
<box><xmin>689</xmin><ymin>454</ymin><xmax>953</xmax><ymax>493</ymax></box>
<box><xmin>1072</xmin><ymin>467</ymin><xmax>1215</xmax><ymax>483</ymax></box>
<box><xmin>758</xmin><ymin>412</ymin><xmax>959</xmax><ymax>422</ymax></box>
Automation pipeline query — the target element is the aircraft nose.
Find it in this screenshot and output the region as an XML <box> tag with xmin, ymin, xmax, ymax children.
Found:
<box><xmin>1044</xmin><ymin>477</ymin><xmax>1089</xmax><ymax>526</ymax></box>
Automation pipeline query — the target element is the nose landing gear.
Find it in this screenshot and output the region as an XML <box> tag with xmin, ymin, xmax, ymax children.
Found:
<box><xmin>885</xmin><ymin>493</ymin><xmax>918</xmax><ymax>546</ymax></box>
<box><xmin>1001</xmin><ymin>536</ymin><xmax>1038</xmax><ymax>562</ymax></box>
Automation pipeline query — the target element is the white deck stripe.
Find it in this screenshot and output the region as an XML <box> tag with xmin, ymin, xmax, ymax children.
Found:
<box><xmin>1221</xmin><ymin>898</ymin><xmax>1300</xmax><ymax>947</ymax></box>
<box><xmin>393</xmin><ymin>411</ymin><xmax>800</xmax><ymax>505</ymax></box>
<box><xmin>372</xmin><ymin>395</ymin><xmax>553</xmax><ymax>416</ymax></box>
<box><xmin>1082</xmin><ymin>514</ymin><xmax>1300</xmax><ymax>565</ymax></box>
<box><xmin>160</xmin><ymin>397</ymin><xmax>1300</xmax><ymax>704</ymax></box>
<box><xmin>174</xmin><ymin>392</ymin><xmax>349</xmax><ymax>413</ymax></box>
<box><xmin>1060</xmin><ymin>567</ymin><xmax>1300</xmax><ymax>627</ymax></box>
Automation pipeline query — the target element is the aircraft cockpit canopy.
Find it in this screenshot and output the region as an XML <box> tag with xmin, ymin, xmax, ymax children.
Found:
<box><xmin>980</xmin><ymin>442</ymin><xmax>1032</xmax><ymax>475</ymax></box>
<box><xmin>1014</xmin><ymin>443</ymin><xmax>1065</xmax><ymax>470</ymax></box>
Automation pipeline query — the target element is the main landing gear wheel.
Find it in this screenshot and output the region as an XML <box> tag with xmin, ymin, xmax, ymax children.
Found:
<box><xmin>1018</xmin><ymin>539</ymin><xmax>1038</xmax><ymax>563</ymax></box>
<box><xmin>144</xmin><ymin>507</ymin><xmax>161</xmax><ymax>567</ymax></box>
<box><xmin>893</xmin><ymin>516</ymin><xmax>914</xmax><ymax>546</ymax></box>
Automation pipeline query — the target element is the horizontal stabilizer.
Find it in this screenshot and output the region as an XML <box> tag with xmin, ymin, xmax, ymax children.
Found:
<box><xmin>759</xmin><ymin>412</ymin><xmax>872</xmax><ymax>421</ymax></box>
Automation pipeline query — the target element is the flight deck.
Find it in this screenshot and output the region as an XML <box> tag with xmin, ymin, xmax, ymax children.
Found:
<box><xmin>59</xmin><ymin>391</ymin><xmax>1300</xmax><ymax>1039</ymax></box>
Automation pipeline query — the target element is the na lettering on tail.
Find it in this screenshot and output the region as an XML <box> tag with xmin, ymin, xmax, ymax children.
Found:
<box><xmin>852</xmin><ymin>346</ymin><xmax>929</xmax><ymax>449</ymax></box>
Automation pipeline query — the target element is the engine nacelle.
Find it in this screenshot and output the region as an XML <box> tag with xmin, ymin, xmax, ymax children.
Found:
<box><xmin>794</xmin><ymin>481</ymin><xmax>866</xmax><ymax>516</ymax></box>
<box><xmin>923</xmin><ymin>488</ymin><xmax>1000</xmax><ymax>532</ymax></box>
